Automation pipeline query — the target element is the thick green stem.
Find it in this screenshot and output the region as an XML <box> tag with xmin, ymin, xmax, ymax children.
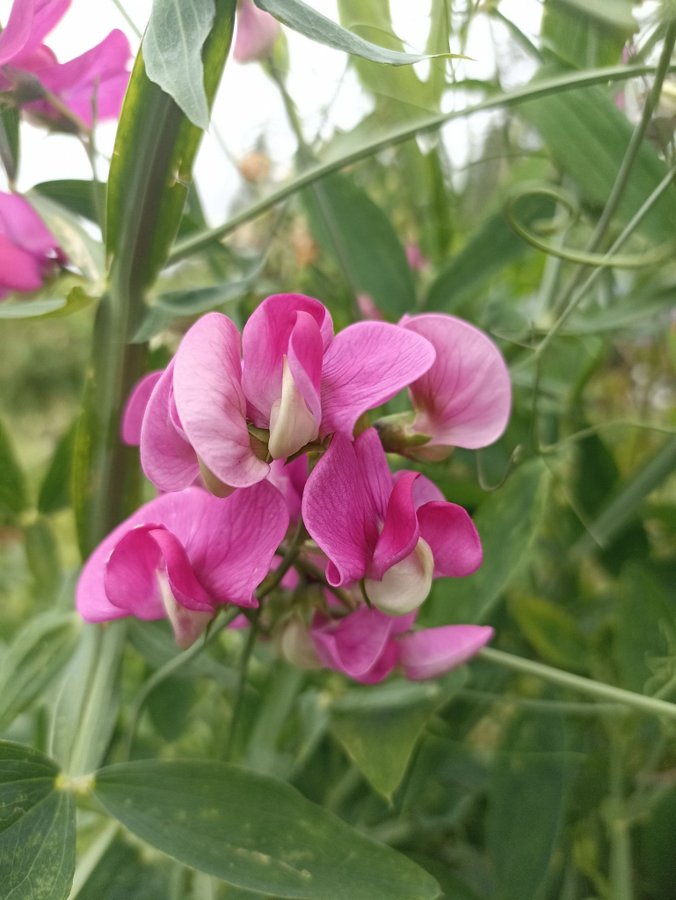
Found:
<box><xmin>608</xmin><ymin>735</ymin><xmax>634</xmax><ymax>900</ymax></box>
<box><xmin>479</xmin><ymin>648</ymin><xmax>676</xmax><ymax>721</ymax></box>
<box><xmin>224</xmin><ymin>608</ymin><xmax>262</xmax><ymax>761</ymax></box>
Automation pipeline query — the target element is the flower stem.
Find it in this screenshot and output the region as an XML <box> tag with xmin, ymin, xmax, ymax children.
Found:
<box><xmin>479</xmin><ymin>648</ymin><xmax>676</xmax><ymax>721</ymax></box>
<box><xmin>224</xmin><ymin>608</ymin><xmax>262</xmax><ymax>761</ymax></box>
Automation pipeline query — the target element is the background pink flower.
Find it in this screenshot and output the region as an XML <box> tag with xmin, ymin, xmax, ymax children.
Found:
<box><xmin>0</xmin><ymin>191</ymin><xmax>65</xmax><ymax>299</ymax></box>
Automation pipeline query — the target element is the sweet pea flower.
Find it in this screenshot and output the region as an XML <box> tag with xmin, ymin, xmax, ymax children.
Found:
<box><xmin>310</xmin><ymin>605</ymin><xmax>494</xmax><ymax>684</ymax></box>
<box><xmin>302</xmin><ymin>427</ymin><xmax>482</xmax><ymax>616</ymax></box>
<box><xmin>233</xmin><ymin>0</ymin><xmax>280</xmax><ymax>63</ymax></box>
<box><xmin>0</xmin><ymin>191</ymin><xmax>65</xmax><ymax>299</ymax></box>
<box><xmin>76</xmin><ymin>482</ymin><xmax>289</xmax><ymax>649</ymax></box>
<box><xmin>129</xmin><ymin>295</ymin><xmax>435</xmax><ymax>494</ymax></box>
<box><xmin>399</xmin><ymin>314</ymin><xmax>511</xmax><ymax>461</ymax></box>
<box><xmin>0</xmin><ymin>0</ymin><xmax>130</xmax><ymax>128</ymax></box>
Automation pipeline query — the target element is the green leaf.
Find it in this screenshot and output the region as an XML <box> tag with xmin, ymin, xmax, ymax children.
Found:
<box><xmin>519</xmin><ymin>75</ymin><xmax>676</xmax><ymax>245</ymax></box>
<box><xmin>330</xmin><ymin>671</ymin><xmax>466</xmax><ymax>801</ymax></box>
<box><xmin>0</xmin><ymin>107</ymin><xmax>20</xmax><ymax>184</ymax></box>
<box><xmin>543</xmin><ymin>0</ymin><xmax>636</xmax><ymax>68</ymax></box>
<box><xmin>0</xmin><ymin>612</ymin><xmax>79</xmax><ymax>732</ymax></box>
<box><xmin>32</xmin><ymin>179</ymin><xmax>105</xmax><ymax>224</ymax></box>
<box><xmin>28</xmin><ymin>193</ymin><xmax>104</xmax><ymax>282</ymax></box>
<box><xmin>74</xmin><ymin>834</ymin><xmax>172</xmax><ymax>900</ymax></box>
<box><xmin>0</xmin><ymin>416</ymin><xmax>28</xmax><ymax>523</ymax></box>
<box><xmin>38</xmin><ymin>423</ymin><xmax>75</xmax><ymax>514</ymax></box>
<box><xmin>0</xmin><ymin>285</ymin><xmax>93</xmax><ymax>320</ymax></box>
<box><xmin>144</xmin><ymin>0</ymin><xmax>216</xmax><ymax>129</ymax></box>
<box><xmin>94</xmin><ymin>759</ymin><xmax>440</xmax><ymax>899</ymax></box>
<box><xmin>303</xmin><ymin>172</ymin><xmax>415</xmax><ymax>316</ymax></box>
<box><xmin>424</xmin><ymin>459</ymin><xmax>550</xmax><ymax>626</ymax></box>
<box><xmin>256</xmin><ymin>0</ymin><xmax>451</xmax><ymax>66</ymax></box>
<box><xmin>509</xmin><ymin>595</ymin><xmax>588</xmax><ymax>673</ymax></box>
<box><xmin>487</xmin><ymin>714</ymin><xmax>568</xmax><ymax>900</ymax></box>
<box><xmin>0</xmin><ymin>741</ymin><xmax>75</xmax><ymax>900</ymax></box>
<box><xmin>23</xmin><ymin>517</ymin><xmax>62</xmax><ymax>601</ymax></box>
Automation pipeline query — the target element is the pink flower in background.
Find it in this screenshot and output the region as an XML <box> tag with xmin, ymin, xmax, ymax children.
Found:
<box><xmin>0</xmin><ymin>0</ymin><xmax>130</xmax><ymax>128</ymax></box>
<box><xmin>302</xmin><ymin>428</ymin><xmax>482</xmax><ymax>616</ymax></box>
<box><xmin>405</xmin><ymin>243</ymin><xmax>428</xmax><ymax>271</ymax></box>
<box><xmin>234</xmin><ymin>0</ymin><xmax>280</xmax><ymax>63</ymax></box>
<box><xmin>400</xmin><ymin>313</ymin><xmax>512</xmax><ymax>461</ymax></box>
<box><xmin>0</xmin><ymin>191</ymin><xmax>65</xmax><ymax>299</ymax></box>
<box><xmin>76</xmin><ymin>483</ymin><xmax>289</xmax><ymax>649</ymax></box>
<box><xmin>310</xmin><ymin>605</ymin><xmax>493</xmax><ymax>684</ymax></box>
<box><xmin>128</xmin><ymin>295</ymin><xmax>435</xmax><ymax>494</ymax></box>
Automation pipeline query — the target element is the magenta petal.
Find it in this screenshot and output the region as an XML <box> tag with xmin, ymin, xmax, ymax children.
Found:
<box><xmin>267</xmin><ymin>456</ymin><xmax>307</xmax><ymax>522</ymax></box>
<box><xmin>242</xmin><ymin>293</ymin><xmax>332</xmax><ymax>425</ymax></box>
<box><xmin>320</xmin><ymin>321</ymin><xmax>435</xmax><ymax>437</ymax></box>
<box><xmin>0</xmin><ymin>235</ymin><xmax>45</xmax><ymax>293</ymax></box>
<box><xmin>398</xmin><ymin>625</ymin><xmax>494</xmax><ymax>680</ymax></box>
<box><xmin>0</xmin><ymin>0</ymin><xmax>70</xmax><ymax>64</ymax></box>
<box><xmin>417</xmin><ymin>501</ymin><xmax>482</xmax><ymax>577</ymax></box>
<box><xmin>0</xmin><ymin>191</ymin><xmax>61</xmax><ymax>258</ymax></box>
<box><xmin>402</xmin><ymin>314</ymin><xmax>511</xmax><ymax>450</ymax></box>
<box><xmin>302</xmin><ymin>430</ymin><xmax>390</xmax><ymax>587</ymax></box>
<box><xmin>103</xmin><ymin>526</ymin><xmax>166</xmax><ymax>620</ymax></box>
<box><xmin>184</xmin><ymin>481</ymin><xmax>289</xmax><ymax>608</ymax></box>
<box><xmin>370</xmin><ymin>471</ymin><xmax>420</xmax><ymax>580</ymax></box>
<box><xmin>233</xmin><ymin>0</ymin><xmax>280</xmax><ymax>63</ymax></box>
<box><xmin>121</xmin><ymin>371</ymin><xmax>162</xmax><ymax>446</ymax></box>
<box><xmin>147</xmin><ymin>528</ymin><xmax>214</xmax><ymax>613</ymax></box>
<box><xmin>173</xmin><ymin>312</ymin><xmax>269</xmax><ymax>488</ymax></box>
<box><xmin>311</xmin><ymin>607</ymin><xmax>396</xmax><ymax>682</ymax></box>
<box><xmin>140</xmin><ymin>361</ymin><xmax>200</xmax><ymax>492</ymax></box>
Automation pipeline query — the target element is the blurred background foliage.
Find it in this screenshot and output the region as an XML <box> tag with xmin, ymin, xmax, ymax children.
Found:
<box><xmin>1</xmin><ymin>1</ymin><xmax>675</xmax><ymax>898</ymax></box>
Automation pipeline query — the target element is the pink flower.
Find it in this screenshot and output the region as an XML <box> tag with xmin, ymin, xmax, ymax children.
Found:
<box><xmin>76</xmin><ymin>482</ymin><xmax>289</xmax><ymax>649</ymax></box>
<box><xmin>311</xmin><ymin>605</ymin><xmax>493</xmax><ymax>684</ymax></box>
<box><xmin>128</xmin><ymin>295</ymin><xmax>435</xmax><ymax>494</ymax></box>
<box><xmin>302</xmin><ymin>427</ymin><xmax>482</xmax><ymax>616</ymax></box>
<box><xmin>233</xmin><ymin>0</ymin><xmax>280</xmax><ymax>63</ymax></box>
<box><xmin>400</xmin><ymin>314</ymin><xmax>512</xmax><ymax>461</ymax></box>
<box><xmin>405</xmin><ymin>243</ymin><xmax>428</xmax><ymax>271</ymax></box>
<box><xmin>0</xmin><ymin>191</ymin><xmax>65</xmax><ymax>299</ymax></box>
<box><xmin>0</xmin><ymin>0</ymin><xmax>130</xmax><ymax>128</ymax></box>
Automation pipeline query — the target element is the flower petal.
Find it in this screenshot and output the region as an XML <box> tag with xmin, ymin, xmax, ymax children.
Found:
<box><xmin>173</xmin><ymin>312</ymin><xmax>269</xmax><ymax>489</ymax></box>
<box><xmin>369</xmin><ymin>471</ymin><xmax>420</xmax><ymax>580</ymax></box>
<box><xmin>402</xmin><ymin>314</ymin><xmax>511</xmax><ymax>451</ymax></box>
<box><xmin>302</xmin><ymin>430</ymin><xmax>391</xmax><ymax>587</ymax></box>
<box><xmin>398</xmin><ymin>625</ymin><xmax>494</xmax><ymax>680</ymax></box>
<box><xmin>233</xmin><ymin>0</ymin><xmax>280</xmax><ymax>63</ymax></box>
<box><xmin>121</xmin><ymin>370</ymin><xmax>162</xmax><ymax>445</ymax></box>
<box><xmin>0</xmin><ymin>0</ymin><xmax>69</xmax><ymax>64</ymax></box>
<box><xmin>140</xmin><ymin>361</ymin><xmax>200</xmax><ymax>492</ymax></box>
<box><xmin>320</xmin><ymin>321</ymin><xmax>435</xmax><ymax>437</ymax></box>
<box><xmin>311</xmin><ymin>606</ymin><xmax>396</xmax><ymax>683</ymax></box>
<box><xmin>242</xmin><ymin>293</ymin><xmax>331</xmax><ymax>426</ymax></box>
<box><xmin>417</xmin><ymin>501</ymin><xmax>482</xmax><ymax>577</ymax></box>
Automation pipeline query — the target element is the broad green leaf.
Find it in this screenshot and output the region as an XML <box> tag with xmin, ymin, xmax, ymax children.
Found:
<box><xmin>616</xmin><ymin>563</ymin><xmax>676</xmax><ymax>693</ymax></box>
<box><xmin>424</xmin><ymin>459</ymin><xmax>550</xmax><ymax>626</ymax></box>
<box><xmin>487</xmin><ymin>714</ymin><xmax>568</xmax><ymax>900</ymax></box>
<box><xmin>519</xmin><ymin>76</ymin><xmax>676</xmax><ymax>245</ymax></box>
<box><xmin>425</xmin><ymin>195</ymin><xmax>553</xmax><ymax>311</ymax></box>
<box><xmin>256</xmin><ymin>0</ymin><xmax>450</xmax><ymax>66</ymax></box>
<box><xmin>0</xmin><ymin>613</ymin><xmax>79</xmax><ymax>732</ymax></box>
<box><xmin>0</xmin><ymin>285</ymin><xmax>93</xmax><ymax>320</ymax></box>
<box><xmin>509</xmin><ymin>595</ymin><xmax>588</xmax><ymax>672</ymax></box>
<box><xmin>543</xmin><ymin>0</ymin><xmax>636</xmax><ymax>68</ymax></box>
<box><xmin>0</xmin><ymin>741</ymin><xmax>75</xmax><ymax>900</ymax></box>
<box><xmin>144</xmin><ymin>0</ymin><xmax>216</xmax><ymax>129</ymax></box>
<box><xmin>74</xmin><ymin>834</ymin><xmax>172</xmax><ymax>900</ymax></box>
<box><xmin>33</xmin><ymin>179</ymin><xmax>105</xmax><ymax>224</ymax></box>
<box><xmin>330</xmin><ymin>671</ymin><xmax>466</xmax><ymax>800</ymax></box>
<box><xmin>303</xmin><ymin>172</ymin><xmax>415</xmax><ymax>316</ymax></box>
<box><xmin>550</xmin><ymin>0</ymin><xmax>637</xmax><ymax>30</ymax></box>
<box><xmin>94</xmin><ymin>759</ymin><xmax>440</xmax><ymax>899</ymax></box>
<box><xmin>38</xmin><ymin>423</ymin><xmax>75</xmax><ymax>514</ymax></box>
<box><xmin>23</xmin><ymin>517</ymin><xmax>63</xmax><ymax>601</ymax></box>
<box><xmin>0</xmin><ymin>107</ymin><xmax>20</xmax><ymax>184</ymax></box>
<box><xmin>28</xmin><ymin>193</ymin><xmax>104</xmax><ymax>281</ymax></box>
<box><xmin>0</xmin><ymin>416</ymin><xmax>28</xmax><ymax>523</ymax></box>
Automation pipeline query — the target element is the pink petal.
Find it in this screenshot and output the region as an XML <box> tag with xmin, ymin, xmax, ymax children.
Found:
<box><xmin>0</xmin><ymin>0</ymin><xmax>69</xmax><ymax>64</ymax></box>
<box><xmin>417</xmin><ymin>501</ymin><xmax>482</xmax><ymax>577</ymax></box>
<box><xmin>398</xmin><ymin>625</ymin><xmax>494</xmax><ymax>680</ymax></box>
<box><xmin>140</xmin><ymin>361</ymin><xmax>200</xmax><ymax>492</ymax></box>
<box><xmin>0</xmin><ymin>191</ymin><xmax>62</xmax><ymax>258</ymax></box>
<box><xmin>267</xmin><ymin>455</ymin><xmax>307</xmax><ymax>522</ymax></box>
<box><xmin>369</xmin><ymin>471</ymin><xmax>420</xmax><ymax>580</ymax></box>
<box><xmin>302</xmin><ymin>429</ymin><xmax>391</xmax><ymax>587</ymax></box>
<box><xmin>27</xmin><ymin>29</ymin><xmax>130</xmax><ymax>125</ymax></box>
<box><xmin>242</xmin><ymin>293</ymin><xmax>332</xmax><ymax>426</ymax></box>
<box><xmin>121</xmin><ymin>371</ymin><xmax>162</xmax><ymax>446</ymax></box>
<box><xmin>320</xmin><ymin>321</ymin><xmax>435</xmax><ymax>437</ymax></box>
<box><xmin>0</xmin><ymin>234</ymin><xmax>45</xmax><ymax>294</ymax></box>
<box><xmin>402</xmin><ymin>314</ymin><xmax>511</xmax><ymax>451</ymax></box>
<box><xmin>233</xmin><ymin>0</ymin><xmax>280</xmax><ymax>63</ymax></box>
<box><xmin>173</xmin><ymin>312</ymin><xmax>269</xmax><ymax>489</ymax></box>
<box><xmin>311</xmin><ymin>607</ymin><xmax>396</xmax><ymax>683</ymax></box>
<box><xmin>103</xmin><ymin>526</ymin><xmax>168</xmax><ymax>620</ymax></box>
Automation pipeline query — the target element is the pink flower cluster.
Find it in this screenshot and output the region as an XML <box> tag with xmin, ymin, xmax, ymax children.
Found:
<box><xmin>0</xmin><ymin>0</ymin><xmax>130</xmax><ymax>129</ymax></box>
<box><xmin>77</xmin><ymin>294</ymin><xmax>511</xmax><ymax>683</ymax></box>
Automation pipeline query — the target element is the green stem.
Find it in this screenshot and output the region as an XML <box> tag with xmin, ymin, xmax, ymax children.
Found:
<box><xmin>224</xmin><ymin>608</ymin><xmax>262</xmax><ymax>761</ymax></box>
<box><xmin>479</xmin><ymin>648</ymin><xmax>676</xmax><ymax>721</ymax></box>
<box><xmin>608</xmin><ymin>734</ymin><xmax>634</xmax><ymax>900</ymax></box>
<box><xmin>168</xmin><ymin>63</ymin><xmax>669</xmax><ymax>264</ymax></box>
